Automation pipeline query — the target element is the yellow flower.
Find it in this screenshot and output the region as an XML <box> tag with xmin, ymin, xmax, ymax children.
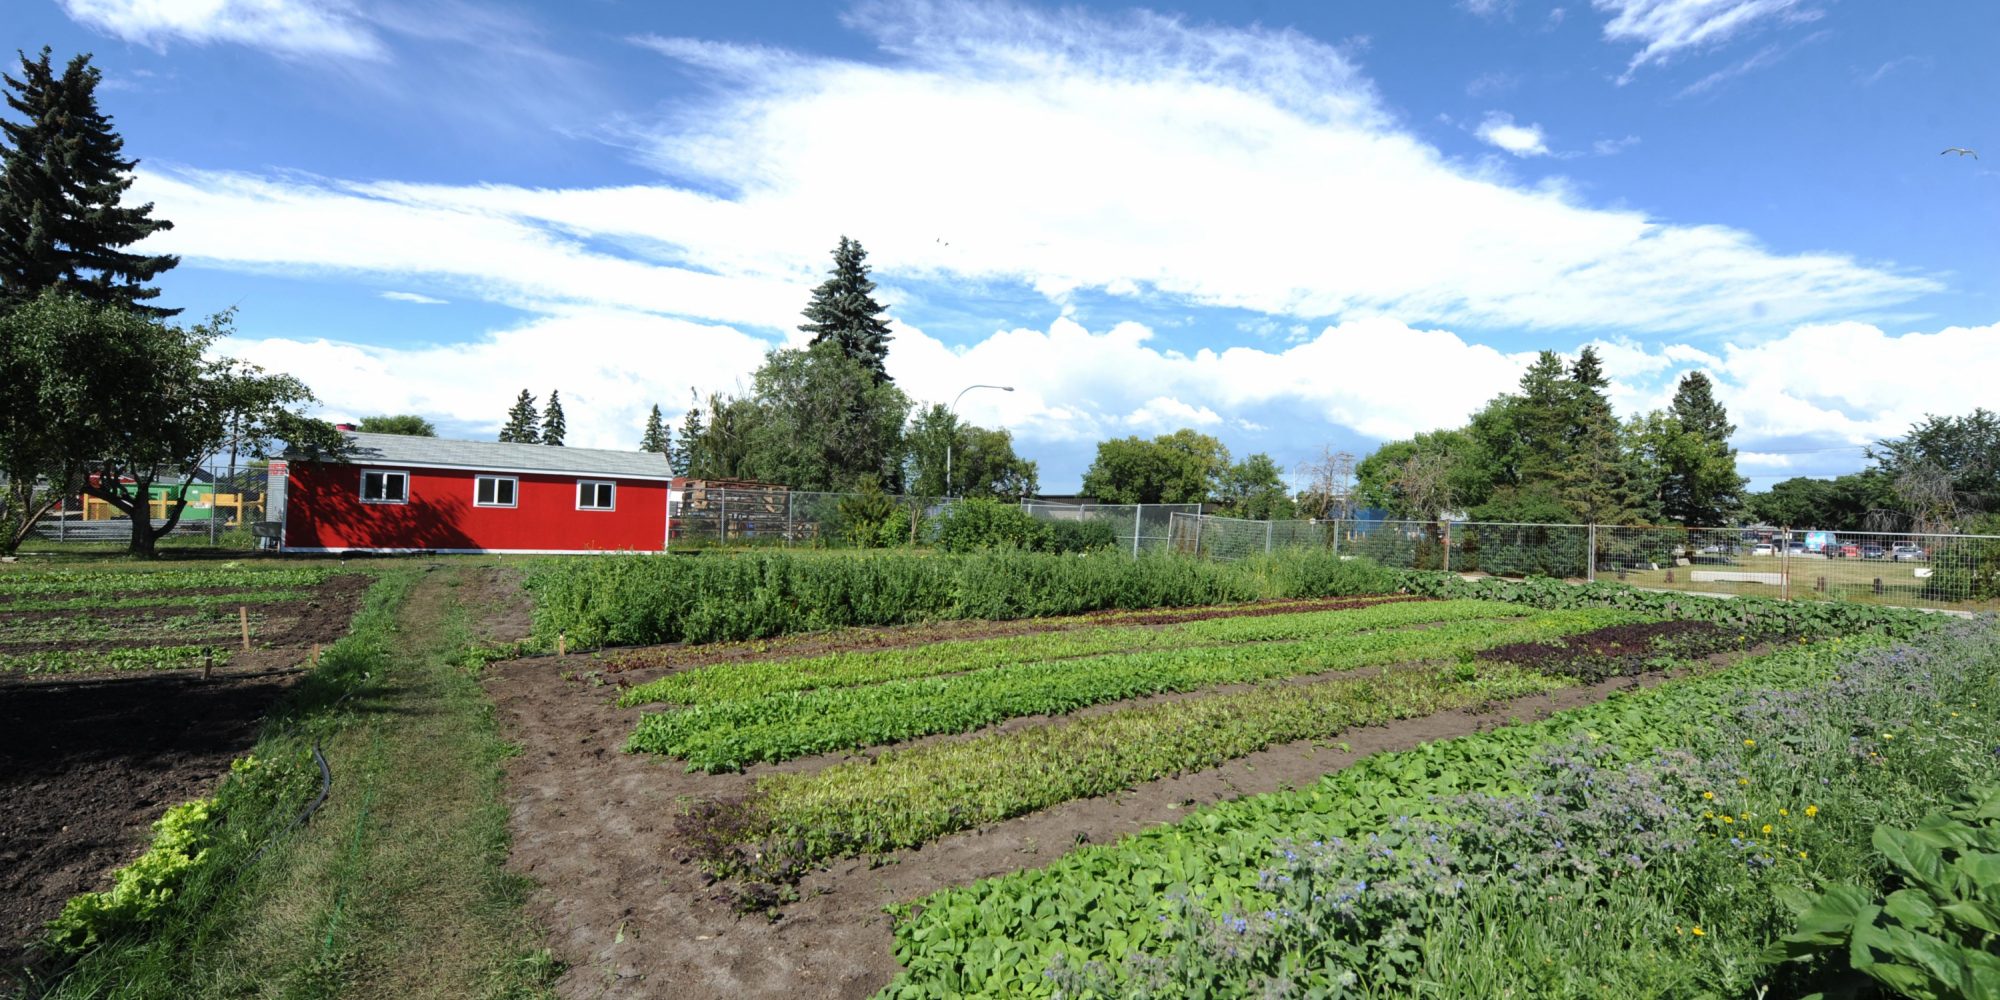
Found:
<box><xmin>1703</xmin><ymin>791</ymin><xmax>1715</xmax><ymax>800</ymax></box>
<box><xmin>1779</xmin><ymin>808</ymin><xmax>1789</xmax><ymax>816</ymax></box>
<box><xmin>1744</xmin><ymin>738</ymin><xmax>1756</xmax><ymax>747</ymax></box>
<box><xmin>1805</xmin><ymin>805</ymin><xmax>1818</xmax><ymax>818</ymax></box>
<box><xmin>1691</xmin><ymin>927</ymin><xmax>1705</xmax><ymax>937</ymax></box>
<box><xmin>1883</xmin><ymin>733</ymin><xmax>1895</xmax><ymax>740</ymax></box>
<box><xmin>1798</xmin><ymin>851</ymin><xmax>1809</xmax><ymax>859</ymax></box>
<box><xmin>1722</xmin><ymin>815</ymin><xmax>1735</xmax><ymax>824</ymax></box>
<box><xmin>1739</xmin><ymin>778</ymin><xmax>1750</xmax><ymax>786</ymax></box>
<box><xmin>1951</xmin><ymin>711</ymin><xmax>1961</xmax><ymax>718</ymax></box>
<box><xmin>1704</xmin><ymin>811</ymin><xmax>1715</xmax><ymax>819</ymax></box>
<box><xmin>1763</xmin><ymin>824</ymin><xmax>1774</xmax><ymax>834</ymax></box>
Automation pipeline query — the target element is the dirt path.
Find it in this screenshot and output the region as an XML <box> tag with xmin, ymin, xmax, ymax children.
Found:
<box><xmin>490</xmin><ymin>644</ymin><xmax>1677</xmax><ymax>999</ymax></box>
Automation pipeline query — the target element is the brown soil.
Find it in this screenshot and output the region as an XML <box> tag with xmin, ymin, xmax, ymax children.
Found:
<box><xmin>450</xmin><ymin>564</ymin><xmax>536</xmax><ymax>646</ymax></box>
<box><xmin>489</xmin><ymin>636</ymin><xmax>1678</xmax><ymax>1000</ymax></box>
<box><xmin>0</xmin><ymin>671</ymin><xmax>300</xmax><ymax>977</ymax></box>
<box><xmin>594</xmin><ymin>595</ymin><xmax>1417</xmax><ymax>676</ymax></box>
<box><xmin>0</xmin><ymin>574</ymin><xmax>370</xmax><ymax>670</ymax></box>
<box><xmin>0</xmin><ymin>573</ymin><xmax>371</xmax><ymax>982</ymax></box>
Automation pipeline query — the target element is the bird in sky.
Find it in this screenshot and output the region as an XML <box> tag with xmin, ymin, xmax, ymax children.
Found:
<box><xmin>1940</xmin><ymin>147</ymin><xmax>1979</xmax><ymax>158</ymax></box>
<box><xmin>936</xmin><ymin>237</ymin><xmax>950</xmax><ymax>246</ymax></box>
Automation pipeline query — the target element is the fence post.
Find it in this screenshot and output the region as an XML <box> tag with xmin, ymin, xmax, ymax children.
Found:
<box><xmin>1586</xmin><ymin>524</ymin><xmax>1596</xmax><ymax>583</ymax></box>
<box><xmin>784</xmin><ymin>493</ymin><xmax>793</xmax><ymax>547</ymax></box>
<box><xmin>1331</xmin><ymin>518</ymin><xmax>1340</xmax><ymax>558</ymax></box>
<box><xmin>1781</xmin><ymin>526</ymin><xmax>1791</xmax><ymax>601</ymax></box>
<box><xmin>1265</xmin><ymin>519</ymin><xmax>1274</xmax><ymax>554</ymax></box>
<box><xmin>1133</xmin><ymin>504</ymin><xmax>1143</xmax><ymax>558</ymax></box>
<box><xmin>1194</xmin><ymin>513</ymin><xmax>1204</xmax><ymax>557</ymax></box>
<box><xmin>719</xmin><ymin>491</ymin><xmax>728</xmax><ymax>546</ymax></box>
<box><xmin>1441</xmin><ymin>520</ymin><xmax>1451</xmax><ymax>573</ymax></box>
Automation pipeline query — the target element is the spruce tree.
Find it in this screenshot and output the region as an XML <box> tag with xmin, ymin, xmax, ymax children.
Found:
<box><xmin>499</xmin><ymin>389</ymin><xmax>539</xmax><ymax>444</ymax></box>
<box><xmin>540</xmin><ymin>389</ymin><xmax>565</xmax><ymax>446</ymax></box>
<box><xmin>639</xmin><ymin>404</ymin><xmax>668</xmax><ymax>453</ymax></box>
<box><xmin>673</xmin><ymin>406</ymin><xmax>705</xmax><ymax>477</ymax></box>
<box><xmin>0</xmin><ymin>48</ymin><xmax>178</xmax><ymax>316</ymax></box>
<box><xmin>797</xmin><ymin>235</ymin><xmax>893</xmax><ymax>382</ymax></box>
<box><xmin>1661</xmin><ymin>371</ymin><xmax>1745</xmax><ymax>524</ymax></box>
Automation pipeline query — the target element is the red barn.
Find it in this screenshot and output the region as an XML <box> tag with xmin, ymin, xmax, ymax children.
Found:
<box><xmin>277</xmin><ymin>431</ymin><xmax>674</xmax><ymax>554</ymax></box>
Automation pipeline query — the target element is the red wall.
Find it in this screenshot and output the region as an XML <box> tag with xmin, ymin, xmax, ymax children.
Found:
<box><xmin>284</xmin><ymin>462</ymin><xmax>667</xmax><ymax>552</ymax></box>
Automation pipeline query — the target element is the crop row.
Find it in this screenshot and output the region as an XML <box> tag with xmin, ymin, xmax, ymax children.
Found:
<box><xmin>0</xmin><ymin>566</ymin><xmax>337</xmax><ymax>599</ymax></box>
<box><xmin>619</xmin><ymin>598</ymin><xmax>1531</xmax><ymax>708</ymax></box>
<box><xmin>690</xmin><ymin>660</ymin><xmax>1565</xmax><ymax>885</ymax></box>
<box><xmin>1391</xmin><ymin>569</ymin><xmax>1940</xmax><ymax>638</ymax></box>
<box><xmin>527</xmin><ymin>548</ymin><xmax>1400</xmax><ymax>648</ymax></box>
<box><xmin>629</xmin><ymin>609</ymin><xmax>1640</xmax><ymax>771</ymax></box>
<box><xmin>876</xmin><ymin>620</ymin><xmax>1976</xmax><ymax>998</ymax></box>
<box><xmin>0</xmin><ymin>610</ymin><xmax>268</xmax><ymax>645</ymax></box>
<box><xmin>0</xmin><ymin>645</ymin><xmax>230</xmax><ymax>675</ymax></box>
<box><xmin>0</xmin><ymin>589</ymin><xmax>319</xmax><ymax>614</ymax></box>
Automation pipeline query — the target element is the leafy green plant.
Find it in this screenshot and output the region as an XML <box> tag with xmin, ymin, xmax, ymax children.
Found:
<box><xmin>1770</xmin><ymin>788</ymin><xmax>2000</xmax><ymax>1000</ymax></box>
<box><xmin>617</xmin><ymin>598</ymin><xmax>1520</xmax><ymax>708</ymax></box>
<box><xmin>45</xmin><ymin>799</ymin><xmax>218</xmax><ymax>955</ymax></box>
<box><xmin>934</xmin><ymin>497</ymin><xmax>1047</xmax><ymax>553</ymax></box>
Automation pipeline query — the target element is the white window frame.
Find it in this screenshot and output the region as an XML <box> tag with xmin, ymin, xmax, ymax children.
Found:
<box><xmin>474</xmin><ymin>475</ymin><xmax>519</xmax><ymax>509</ymax></box>
<box><xmin>576</xmin><ymin>479</ymin><xmax>616</xmax><ymax>511</ymax></box>
<box><xmin>360</xmin><ymin>468</ymin><xmax>410</xmax><ymax>505</ymax></box>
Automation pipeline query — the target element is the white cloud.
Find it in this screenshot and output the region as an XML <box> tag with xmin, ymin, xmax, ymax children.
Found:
<box><xmin>134</xmin><ymin>2</ymin><xmax>1937</xmax><ymax>343</ymax></box>
<box><xmin>1465</xmin><ymin>71</ymin><xmax>1521</xmax><ymax>98</ymax></box>
<box><xmin>380</xmin><ymin>290</ymin><xmax>447</xmax><ymax>305</ymax></box>
<box><xmin>59</xmin><ymin>0</ymin><xmax>386</xmax><ymax>59</ymax></box>
<box><xmin>221</xmin><ymin>308</ymin><xmax>774</xmax><ymax>449</ymax></box>
<box><xmin>1474</xmin><ymin>111</ymin><xmax>1551</xmax><ymax>157</ymax></box>
<box><xmin>1592</xmin><ymin>135</ymin><xmax>1641</xmax><ymax>155</ymax></box>
<box><xmin>1592</xmin><ymin>0</ymin><xmax>1817</xmax><ymax>80</ymax></box>
<box><xmin>1461</xmin><ymin>0</ymin><xmax>1515</xmax><ymax>19</ymax></box>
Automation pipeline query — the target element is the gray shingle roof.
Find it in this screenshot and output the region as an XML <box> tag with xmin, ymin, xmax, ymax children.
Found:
<box><xmin>327</xmin><ymin>432</ymin><xmax>672</xmax><ymax>481</ymax></box>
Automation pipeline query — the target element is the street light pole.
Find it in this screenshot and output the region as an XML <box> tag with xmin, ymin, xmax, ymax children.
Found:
<box><xmin>945</xmin><ymin>383</ymin><xmax>1014</xmax><ymax>498</ymax></box>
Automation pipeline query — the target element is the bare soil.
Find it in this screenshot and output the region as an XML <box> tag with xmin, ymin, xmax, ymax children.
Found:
<box><xmin>488</xmin><ymin>611</ymin><xmax>1683</xmax><ymax>1000</ymax></box>
<box><xmin>0</xmin><ymin>572</ymin><xmax>371</xmax><ymax>981</ymax></box>
<box><xmin>0</xmin><ymin>574</ymin><xmax>371</xmax><ymax>666</ymax></box>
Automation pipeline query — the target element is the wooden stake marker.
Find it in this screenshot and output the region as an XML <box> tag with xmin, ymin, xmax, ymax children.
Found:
<box><xmin>240</xmin><ymin>606</ymin><xmax>251</xmax><ymax>651</ymax></box>
<box><xmin>557</xmin><ymin>632</ymin><xmax>567</xmax><ymax>658</ymax></box>
<box><xmin>202</xmin><ymin>650</ymin><xmax>214</xmax><ymax>681</ymax></box>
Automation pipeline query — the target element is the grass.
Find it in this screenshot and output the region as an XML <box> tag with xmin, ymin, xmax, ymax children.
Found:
<box><xmin>1609</xmin><ymin>552</ymin><xmax>2000</xmax><ymax>612</ymax></box>
<box><xmin>24</xmin><ymin>565</ymin><xmax>556</xmax><ymax>999</ymax></box>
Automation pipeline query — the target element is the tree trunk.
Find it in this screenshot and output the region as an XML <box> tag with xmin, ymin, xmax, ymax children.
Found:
<box><xmin>81</xmin><ymin>472</ymin><xmax>184</xmax><ymax>559</ymax></box>
<box><xmin>2</xmin><ymin>481</ymin><xmax>66</xmax><ymax>555</ymax></box>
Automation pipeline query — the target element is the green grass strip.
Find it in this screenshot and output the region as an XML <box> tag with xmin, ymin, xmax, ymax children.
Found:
<box><xmin>0</xmin><ymin>589</ymin><xmax>317</xmax><ymax>613</ymax></box>
<box><xmin>0</xmin><ymin>644</ymin><xmax>230</xmax><ymax>675</ymax></box>
<box><xmin>619</xmin><ymin>599</ymin><xmax>1531</xmax><ymax>708</ymax></box>
<box><xmin>629</xmin><ymin>609</ymin><xmax>1640</xmax><ymax>770</ymax></box>
<box><xmin>876</xmin><ymin>637</ymin><xmax>1871</xmax><ymax>999</ymax></box>
<box><xmin>720</xmin><ymin>662</ymin><xmax>1564</xmax><ymax>878</ymax></box>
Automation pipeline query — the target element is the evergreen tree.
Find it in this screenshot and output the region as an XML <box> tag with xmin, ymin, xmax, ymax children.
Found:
<box><xmin>499</xmin><ymin>389</ymin><xmax>539</xmax><ymax>444</ymax></box>
<box><xmin>1659</xmin><ymin>371</ymin><xmax>1745</xmax><ymax>524</ymax></box>
<box><xmin>0</xmin><ymin>49</ymin><xmax>178</xmax><ymax>316</ymax></box>
<box><xmin>639</xmin><ymin>404</ymin><xmax>668</xmax><ymax>453</ymax></box>
<box><xmin>797</xmin><ymin>235</ymin><xmax>893</xmax><ymax>382</ymax></box>
<box><xmin>540</xmin><ymin>389</ymin><xmax>565</xmax><ymax>446</ymax></box>
<box><xmin>673</xmin><ymin>405</ymin><xmax>705</xmax><ymax>477</ymax></box>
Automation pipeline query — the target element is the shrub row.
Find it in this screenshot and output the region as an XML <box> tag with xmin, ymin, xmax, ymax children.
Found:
<box><xmin>617</xmin><ymin>598</ymin><xmax>1516</xmax><ymax>708</ymax></box>
<box><xmin>526</xmin><ymin>549</ymin><xmax>1401</xmax><ymax>648</ymax></box>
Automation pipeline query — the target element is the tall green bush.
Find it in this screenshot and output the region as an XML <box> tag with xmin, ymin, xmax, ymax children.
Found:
<box><xmin>524</xmin><ymin>549</ymin><xmax>1400</xmax><ymax>648</ymax></box>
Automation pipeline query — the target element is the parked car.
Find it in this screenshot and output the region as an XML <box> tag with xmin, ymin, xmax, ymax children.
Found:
<box><xmin>1859</xmin><ymin>544</ymin><xmax>1887</xmax><ymax>560</ymax></box>
<box><xmin>1825</xmin><ymin>542</ymin><xmax>1861</xmax><ymax>559</ymax></box>
<box><xmin>1891</xmin><ymin>544</ymin><xmax>1928</xmax><ymax>562</ymax></box>
<box><xmin>1751</xmin><ymin>543</ymin><xmax>1776</xmax><ymax>557</ymax></box>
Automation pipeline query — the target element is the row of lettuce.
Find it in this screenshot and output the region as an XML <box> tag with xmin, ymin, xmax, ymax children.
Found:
<box><xmin>523</xmin><ymin>548</ymin><xmax>1932</xmax><ymax>649</ymax></box>
<box><xmin>874</xmin><ymin>606</ymin><xmax>1996</xmax><ymax>998</ymax></box>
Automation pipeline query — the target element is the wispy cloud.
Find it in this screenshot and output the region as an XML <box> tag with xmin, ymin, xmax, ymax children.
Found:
<box><xmin>1675</xmin><ymin>29</ymin><xmax>1828</xmax><ymax>99</ymax></box>
<box><xmin>1465</xmin><ymin>70</ymin><xmax>1522</xmax><ymax>98</ymax></box>
<box><xmin>380</xmin><ymin>290</ymin><xmax>448</xmax><ymax>305</ymax></box>
<box><xmin>1857</xmin><ymin>55</ymin><xmax>1928</xmax><ymax>87</ymax></box>
<box><xmin>58</xmin><ymin>0</ymin><xmax>387</xmax><ymax>60</ymax></box>
<box><xmin>1591</xmin><ymin>135</ymin><xmax>1642</xmax><ymax>155</ymax></box>
<box><xmin>1475</xmin><ymin>111</ymin><xmax>1552</xmax><ymax>157</ymax></box>
<box><xmin>1461</xmin><ymin>0</ymin><xmax>1516</xmax><ymax>19</ymax></box>
<box><xmin>1592</xmin><ymin>0</ymin><xmax>1819</xmax><ymax>81</ymax></box>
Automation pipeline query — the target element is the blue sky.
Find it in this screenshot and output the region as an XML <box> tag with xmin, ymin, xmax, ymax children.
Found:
<box><xmin>8</xmin><ymin>0</ymin><xmax>1998</xmax><ymax>491</ymax></box>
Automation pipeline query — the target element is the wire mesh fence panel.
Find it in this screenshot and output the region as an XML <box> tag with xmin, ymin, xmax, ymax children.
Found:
<box><xmin>1448</xmin><ymin>521</ymin><xmax>1590</xmax><ymax>579</ymax></box>
<box><xmin>1022</xmin><ymin>503</ymin><xmax>1198</xmax><ymax>555</ymax></box>
<box><xmin>1341</xmin><ymin>519</ymin><xmax>1447</xmax><ymax>571</ymax></box>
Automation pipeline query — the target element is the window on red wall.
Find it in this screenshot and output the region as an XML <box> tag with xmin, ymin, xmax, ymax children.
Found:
<box><xmin>577</xmin><ymin>480</ymin><xmax>615</xmax><ymax>510</ymax></box>
<box><xmin>361</xmin><ymin>469</ymin><xmax>408</xmax><ymax>504</ymax></box>
<box><xmin>475</xmin><ymin>475</ymin><xmax>518</xmax><ymax>508</ymax></box>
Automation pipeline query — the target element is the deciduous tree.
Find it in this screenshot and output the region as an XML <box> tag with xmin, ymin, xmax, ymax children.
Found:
<box><xmin>355</xmin><ymin>414</ymin><xmax>435</xmax><ymax>436</ymax></box>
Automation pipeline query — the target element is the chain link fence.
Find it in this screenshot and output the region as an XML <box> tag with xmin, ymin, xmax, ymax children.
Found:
<box><xmin>1168</xmin><ymin>512</ymin><xmax>2000</xmax><ymax>614</ymax></box>
<box><xmin>666</xmin><ymin>489</ymin><xmax>1201</xmax><ymax>554</ymax></box>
